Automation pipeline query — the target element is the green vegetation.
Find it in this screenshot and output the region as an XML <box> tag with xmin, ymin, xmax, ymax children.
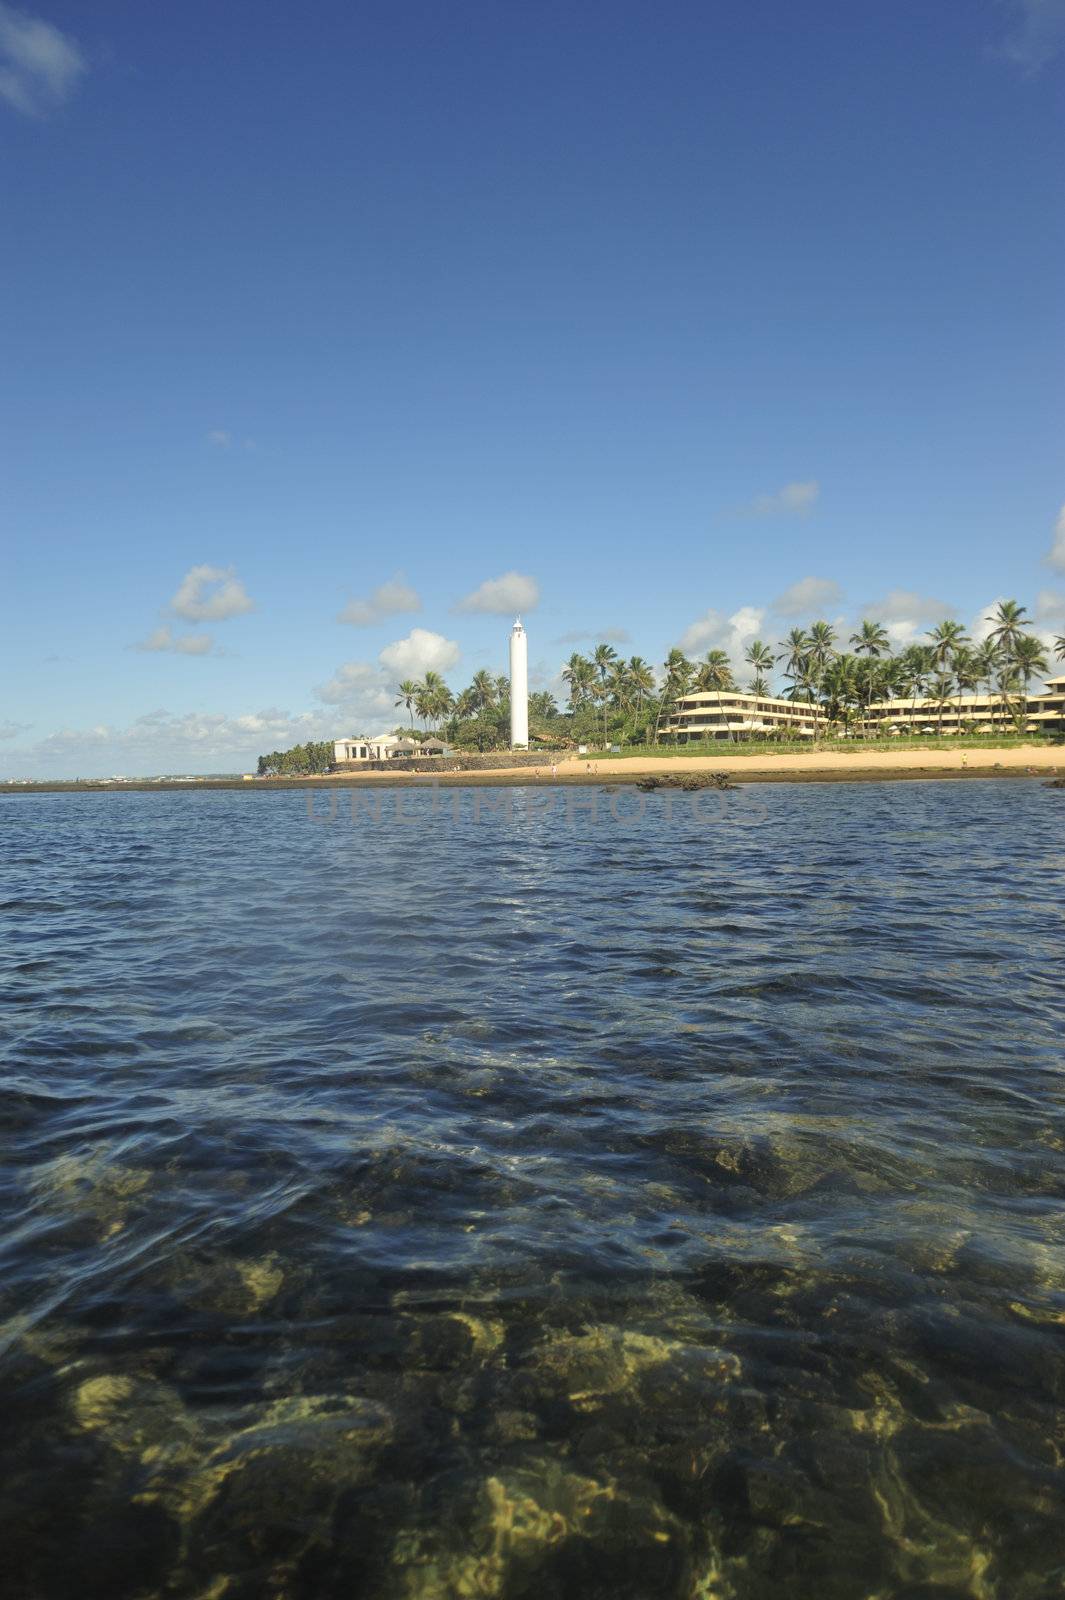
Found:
<box><xmin>593</xmin><ymin>733</ymin><xmax>1060</xmax><ymax>760</ymax></box>
<box><xmin>257</xmin><ymin>741</ymin><xmax>334</xmax><ymax>776</ymax></box>
<box><xmin>524</xmin><ymin>600</ymin><xmax>1060</xmax><ymax>750</ymax></box>
<box><xmin>437</xmin><ymin>654</ymin><xmax>666</xmax><ymax>751</ymax></box>
<box><xmin>257</xmin><ymin>607</ymin><xmax>1063</xmax><ymax>771</ymax></box>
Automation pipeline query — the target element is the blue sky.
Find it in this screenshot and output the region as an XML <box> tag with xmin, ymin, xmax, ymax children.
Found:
<box><xmin>2</xmin><ymin>0</ymin><xmax>1063</xmax><ymax>775</ymax></box>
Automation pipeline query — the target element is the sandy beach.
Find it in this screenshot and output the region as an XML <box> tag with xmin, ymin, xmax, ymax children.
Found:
<box><xmin>4</xmin><ymin>744</ymin><xmax>1062</xmax><ymax>795</ymax></box>
<box><xmin>269</xmin><ymin>743</ymin><xmax>1065</xmax><ymax>791</ymax></box>
<box><xmin>322</xmin><ymin>744</ymin><xmax>1062</xmax><ymax>787</ymax></box>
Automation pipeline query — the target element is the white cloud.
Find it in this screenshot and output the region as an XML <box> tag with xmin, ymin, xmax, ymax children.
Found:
<box><xmin>316</xmin><ymin>629</ymin><xmax>463</xmax><ymax>732</ymax></box>
<box><xmin>0</xmin><ymin>719</ymin><xmax>30</xmax><ymax>740</ymax></box>
<box><xmin>1035</xmin><ymin>588</ymin><xmax>1065</xmax><ymax>621</ymax></box>
<box><xmin>857</xmin><ymin>589</ymin><xmax>954</xmax><ymax>644</ymax></box>
<box><xmin>170</xmin><ymin>564</ymin><xmax>255</xmax><ymax>623</ymax></box>
<box><xmin>861</xmin><ymin>589</ymin><xmax>952</xmax><ymax>625</ymax></box>
<box><xmin>552</xmin><ymin>626</ymin><xmax>631</xmax><ymax>646</ymax></box>
<box><xmin>206</xmin><ymin>429</ymin><xmax>255</xmax><ymax>452</ymax></box>
<box><xmin>378</xmin><ymin>627</ymin><xmax>461</xmax><ymax>679</ymax></box>
<box><xmin>134</xmin><ymin>625</ymin><xmax>215</xmax><ymax>657</ymax></box>
<box><xmin>314</xmin><ymin>661</ymin><xmax>396</xmax><ymax>727</ymax></box>
<box><xmin>744</xmin><ymin>481</ymin><xmax>820</xmax><ymax>518</ymax></box>
<box><xmin>968</xmin><ymin>597</ymin><xmax>1007</xmax><ymax>647</ymax></box>
<box><xmin>1001</xmin><ymin>0</ymin><xmax>1065</xmax><ymax>71</ymax></box>
<box><xmin>0</xmin><ymin>707</ymin><xmax>335</xmax><ymax>780</ymax></box>
<box><xmin>1046</xmin><ymin>503</ymin><xmax>1065</xmax><ymax>571</ymax></box>
<box><xmin>0</xmin><ymin>2</ymin><xmax>86</xmax><ymax>116</ymax></box>
<box><xmin>678</xmin><ymin>605</ymin><xmax>765</xmax><ymax>675</ymax></box>
<box><xmin>771</xmin><ymin>576</ymin><xmax>842</xmax><ymax>618</ymax></box>
<box><xmin>729</xmin><ymin>605</ymin><xmax>765</xmax><ymax>638</ymax></box>
<box><xmin>315</xmin><ymin>661</ymin><xmax>389</xmax><ymax>705</ymax></box>
<box><xmin>678</xmin><ymin>608</ymin><xmax>726</xmax><ymax>656</ymax></box>
<box><xmin>454</xmin><ymin>571</ymin><xmax>540</xmax><ymax>615</ymax></box>
<box><xmin>337</xmin><ymin>575</ymin><xmax>421</xmax><ymax>627</ymax></box>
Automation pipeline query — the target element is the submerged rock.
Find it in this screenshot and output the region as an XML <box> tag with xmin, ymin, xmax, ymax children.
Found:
<box><xmin>171</xmin><ymin>1250</ymin><xmax>286</xmax><ymax>1317</ymax></box>
<box><xmin>636</xmin><ymin>772</ymin><xmax>739</xmax><ymax>792</ymax></box>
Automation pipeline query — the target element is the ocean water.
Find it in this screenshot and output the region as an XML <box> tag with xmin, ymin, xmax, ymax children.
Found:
<box><xmin>1</xmin><ymin>779</ymin><xmax>1063</xmax><ymax>1600</ymax></box>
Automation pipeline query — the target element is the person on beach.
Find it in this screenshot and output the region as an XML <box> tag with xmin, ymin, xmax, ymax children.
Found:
<box><xmin>551</xmin><ymin>762</ymin><xmax>558</xmax><ymax>780</ymax></box>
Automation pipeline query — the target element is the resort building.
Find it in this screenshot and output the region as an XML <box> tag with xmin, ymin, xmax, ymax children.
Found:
<box><xmin>661</xmin><ymin>675</ymin><xmax>1065</xmax><ymax>743</ymax></box>
<box><xmin>332</xmin><ymin>734</ymin><xmax>450</xmax><ymax>765</ymax></box>
<box><xmin>662</xmin><ymin>691</ymin><xmax>828</xmax><ymax>742</ymax></box>
<box><xmin>862</xmin><ymin>675</ymin><xmax>1065</xmax><ymax>736</ymax></box>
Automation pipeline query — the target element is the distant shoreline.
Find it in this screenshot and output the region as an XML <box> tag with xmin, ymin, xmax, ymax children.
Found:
<box><xmin>2</xmin><ymin>745</ymin><xmax>1061</xmax><ymax>794</ymax></box>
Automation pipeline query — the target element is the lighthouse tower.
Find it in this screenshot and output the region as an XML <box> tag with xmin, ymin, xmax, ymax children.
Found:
<box><xmin>509</xmin><ymin>618</ymin><xmax>529</xmax><ymax>749</ymax></box>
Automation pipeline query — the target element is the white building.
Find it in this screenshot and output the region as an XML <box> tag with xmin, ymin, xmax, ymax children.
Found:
<box><xmin>663</xmin><ymin>690</ymin><xmax>826</xmax><ymax>742</ymax></box>
<box><xmin>333</xmin><ymin>737</ymin><xmax>377</xmax><ymax>763</ymax></box>
<box><xmin>509</xmin><ymin>618</ymin><xmax>529</xmax><ymax>748</ymax></box>
<box><xmin>332</xmin><ymin>734</ymin><xmax>449</xmax><ymax>764</ymax></box>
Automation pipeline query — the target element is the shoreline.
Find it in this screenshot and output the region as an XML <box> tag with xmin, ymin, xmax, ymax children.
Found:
<box><xmin>2</xmin><ymin>745</ymin><xmax>1062</xmax><ymax>794</ymax></box>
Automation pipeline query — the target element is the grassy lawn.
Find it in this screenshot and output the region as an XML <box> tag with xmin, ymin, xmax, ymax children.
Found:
<box><xmin>585</xmin><ymin>735</ymin><xmax>1063</xmax><ymax>760</ymax></box>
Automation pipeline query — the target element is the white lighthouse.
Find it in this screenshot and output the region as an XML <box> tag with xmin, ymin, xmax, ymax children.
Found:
<box><xmin>509</xmin><ymin>617</ymin><xmax>529</xmax><ymax>749</ymax></box>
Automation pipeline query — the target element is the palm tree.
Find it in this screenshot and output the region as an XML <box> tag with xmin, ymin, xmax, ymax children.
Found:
<box><xmin>562</xmin><ymin>652</ymin><xmax>594</xmax><ymax>709</ymax></box>
<box><xmin>469</xmin><ymin>669</ymin><xmax>497</xmax><ymax>712</ymax></box>
<box><xmin>690</xmin><ymin>651</ymin><xmax>737</xmax><ymax>741</ymax></box>
<box><xmin>805</xmin><ymin>621</ymin><xmax>838</xmax><ymax>698</ymax></box>
<box><xmin>1054</xmin><ymin>635</ymin><xmax>1065</xmax><ymax>662</ymax></box>
<box><xmin>607</xmin><ymin>659</ymin><xmax>630</xmax><ymax>717</ymax></box>
<box><xmin>1012</xmin><ymin>635</ymin><xmax>1049</xmax><ymax>731</ymax></box>
<box><xmin>848</xmin><ymin>623</ymin><xmax>893</xmax><ymax>728</ymax></box>
<box><xmin>923</xmin><ymin>621</ymin><xmax>970</xmax><ymax>736</ymax></box>
<box><xmin>782</xmin><ymin>659</ymin><xmax>820</xmax><ymax>715</ymax></box>
<box><xmin>416</xmin><ymin>670</ymin><xmax>448</xmax><ymax>730</ymax></box>
<box><xmin>695</xmin><ymin>650</ymin><xmax>735</xmax><ymax>693</ymax></box>
<box><xmin>395</xmin><ymin>679</ymin><xmax>419</xmax><ymax>728</ymax></box>
<box><xmin>850</xmin><ymin>620</ymin><xmax>891</xmax><ymax>658</ymax></box>
<box><xmin>852</xmin><ymin>656</ymin><xmax>878</xmax><ymax>734</ymax></box>
<box><xmin>996</xmin><ymin>663</ymin><xmax>1022</xmax><ymax>730</ymax></box>
<box><xmin>877</xmin><ymin>655</ymin><xmax>905</xmax><ymax>700</ymax></box>
<box><xmin>952</xmin><ymin>646</ymin><xmax>979</xmax><ymax>732</ymax></box>
<box><xmin>593</xmin><ymin>643</ymin><xmax>618</xmax><ymax>684</ymax></box>
<box><xmin>593</xmin><ymin>643</ymin><xmax>619</xmax><ymax>746</ymax></box>
<box><xmin>821</xmin><ymin>656</ymin><xmax>860</xmax><ymax>732</ymax></box>
<box><xmin>972</xmin><ymin>639</ymin><xmax>1002</xmax><ymax>730</ymax></box>
<box><xmin>867</xmin><ymin>656</ymin><xmax>904</xmax><ymax>737</ymax></box>
<box><xmin>652</xmin><ymin>648</ymin><xmax>693</xmax><ymax>744</ymax></box>
<box><xmin>778</xmin><ymin>628</ymin><xmax>811</xmax><ymax>698</ymax></box>
<box><xmin>928</xmin><ymin>672</ymin><xmax>956</xmax><ymax>736</ymax></box>
<box><xmin>927</xmin><ymin>619</ymin><xmax>969</xmax><ymax>673</ymax></box>
<box><xmin>744</xmin><ymin>639</ymin><xmax>775</xmax><ymax>695</ymax></box>
<box><xmin>898</xmin><ymin>644</ymin><xmax>934</xmax><ymax>734</ymax></box>
<box><xmin>626</xmin><ymin>656</ymin><xmax>656</xmax><ymax>738</ymax></box>
<box><xmin>432</xmin><ymin>684</ymin><xmax>454</xmax><ymax>728</ymax></box>
<box><xmin>529</xmin><ymin>689</ymin><xmax>557</xmax><ymax>721</ymax></box>
<box><xmin>985</xmin><ymin>600</ymin><xmax>1031</xmax><ymax>658</ymax></box>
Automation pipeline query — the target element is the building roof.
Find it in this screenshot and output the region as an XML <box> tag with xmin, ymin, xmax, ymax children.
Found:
<box><xmin>675</xmin><ymin>693</ymin><xmax>826</xmax><ymax>716</ymax></box>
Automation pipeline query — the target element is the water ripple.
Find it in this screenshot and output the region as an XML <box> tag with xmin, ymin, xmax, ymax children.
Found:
<box><xmin>1</xmin><ymin>780</ymin><xmax>1064</xmax><ymax>1598</ymax></box>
